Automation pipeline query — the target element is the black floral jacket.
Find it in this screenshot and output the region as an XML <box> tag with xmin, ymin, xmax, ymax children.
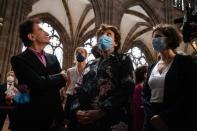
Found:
<box><xmin>70</xmin><ymin>52</ymin><xmax>135</xmax><ymax>125</ymax></box>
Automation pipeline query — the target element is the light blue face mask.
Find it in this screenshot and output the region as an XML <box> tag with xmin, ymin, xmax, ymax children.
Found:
<box><xmin>152</xmin><ymin>37</ymin><xmax>167</xmax><ymax>52</ymax></box>
<box><xmin>98</xmin><ymin>35</ymin><xmax>112</xmax><ymax>51</ymax></box>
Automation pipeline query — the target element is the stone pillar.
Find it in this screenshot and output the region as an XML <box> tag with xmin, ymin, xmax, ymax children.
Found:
<box><xmin>91</xmin><ymin>0</ymin><xmax>120</xmax><ymax>26</ymax></box>
<box><xmin>62</xmin><ymin>43</ymin><xmax>75</xmax><ymax>70</ymax></box>
<box><xmin>0</xmin><ymin>0</ymin><xmax>24</xmax><ymax>82</ymax></box>
<box><xmin>164</xmin><ymin>0</ymin><xmax>173</xmax><ymax>24</ymax></box>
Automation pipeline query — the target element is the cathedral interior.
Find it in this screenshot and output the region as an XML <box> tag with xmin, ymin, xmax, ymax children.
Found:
<box><xmin>0</xmin><ymin>0</ymin><xmax>197</xmax><ymax>130</ymax></box>
<box><xmin>0</xmin><ymin>0</ymin><xmax>196</xmax><ymax>81</ymax></box>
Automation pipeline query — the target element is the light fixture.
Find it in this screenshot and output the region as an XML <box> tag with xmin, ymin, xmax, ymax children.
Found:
<box><xmin>0</xmin><ymin>17</ymin><xmax>3</xmax><ymax>26</ymax></box>
<box><xmin>191</xmin><ymin>39</ymin><xmax>197</xmax><ymax>52</ymax></box>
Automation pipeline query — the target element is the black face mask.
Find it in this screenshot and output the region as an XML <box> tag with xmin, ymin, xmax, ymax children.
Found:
<box><xmin>76</xmin><ymin>53</ymin><xmax>85</xmax><ymax>62</ymax></box>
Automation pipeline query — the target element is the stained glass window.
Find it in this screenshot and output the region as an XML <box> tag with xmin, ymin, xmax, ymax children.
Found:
<box><xmin>83</xmin><ymin>36</ymin><xmax>97</xmax><ymax>61</ymax></box>
<box><xmin>173</xmin><ymin>0</ymin><xmax>184</xmax><ymax>10</ymax></box>
<box><xmin>127</xmin><ymin>46</ymin><xmax>148</xmax><ymax>69</ymax></box>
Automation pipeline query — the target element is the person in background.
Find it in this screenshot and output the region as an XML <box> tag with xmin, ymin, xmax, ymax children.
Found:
<box><xmin>11</xmin><ymin>18</ymin><xmax>67</xmax><ymax>131</ymax></box>
<box><xmin>142</xmin><ymin>24</ymin><xmax>197</xmax><ymax>131</ymax></box>
<box><xmin>0</xmin><ymin>71</ymin><xmax>18</xmax><ymax>131</ymax></box>
<box><xmin>68</xmin><ymin>24</ymin><xmax>135</xmax><ymax>131</ymax></box>
<box><xmin>0</xmin><ymin>73</ymin><xmax>2</xmax><ymax>84</ymax></box>
<box><xmin>63</xmin><ymin>47</ymin><xmax>87</xmax><ymax>130</ymax></box>
<box><xmin>132</xmin><ymin>65</ymin><xmax>147</xmax><ymax>131</ymax></box>
<box><xmin>91</xmin><ymin>45</ymin><xmax>102</xmax><ymax>59</ymax></box>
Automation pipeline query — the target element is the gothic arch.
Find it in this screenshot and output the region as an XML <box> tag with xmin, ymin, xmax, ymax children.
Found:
<box><xmin>121</xmin><ymin>0</ymin><xmax>160</xmax><ymax>51</ymax></box>
<box><xmin>75</xmin><ymin>18</ymin><xmax>95</xmax><ymax>46</ymax></box>
<box><xmin>74</xmin><ymin>4</ymin><xmax>93</xmax><ymax>42</ymax></box>
<box><xmin>79</xmin><ymin>28</ymin><xmax>97</xmax><ymax>47</ymax></box>
<box><xmin>123</xmin><ymin>27</ymin><xmax>152</xmax><ymax>51</ymax></box>
<box><xmin>62</xmin><ymin>0</ymin><xmax>74</xmax><ymax>39</ymax></box>
<box><xmin>123</xmin><ymin>0</ymin><xmax>160</xmax><ymax>25</ymax></box>
<box><xmin>122</xmin><ymin>22</ymin><xmax>152</xmax><ymax>51</ymax></box>
<box><xmin>73</xmin><ymin>4</ymin><xmax>95</xmax><ymax>48</ymax></box>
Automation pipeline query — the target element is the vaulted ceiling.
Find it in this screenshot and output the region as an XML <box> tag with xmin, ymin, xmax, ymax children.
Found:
<box><xmin>0</xmin><ymin>0</ymin><xmax>192</xmax><ymax>81</ymax></box>
<box><xmin>26</xmin><ymin>0</ymin><xmax>188</xmax><ymax>66</ymax></box>
<box><xmin>27</xmin><ymin>0</ymin><xmax>162</xmax><ymax>56</ymax></box>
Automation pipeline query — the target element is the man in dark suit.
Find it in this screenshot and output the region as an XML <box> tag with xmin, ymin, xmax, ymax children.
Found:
<box><xmin>11</xmin><ymin>18</ymin><xmax>67</xmax><ymax>131</ymax></box>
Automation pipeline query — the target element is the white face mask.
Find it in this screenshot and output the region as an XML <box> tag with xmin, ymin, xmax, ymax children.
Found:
<box><xmin>7</xmin><ymin>76</ymin><xmax>15</xmax><ymax>84</ymax></box>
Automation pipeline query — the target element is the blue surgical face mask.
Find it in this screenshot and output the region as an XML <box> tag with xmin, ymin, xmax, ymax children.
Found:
<box><xmin>76</xmin><ymin>53</ymin><xmax>85</xmax><ymax>62</ymax></box>
<box><xmin>152</xmin><ymin>37</ymin><xmax>167</xmax><ymax>52</ymax></box>
<box><xmin>98</xmin><ymin>35</ymin><xmax>112</xmax><ymax>51</ymax></box>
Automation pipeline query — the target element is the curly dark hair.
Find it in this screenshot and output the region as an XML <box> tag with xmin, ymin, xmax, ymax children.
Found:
<box><xmin>135</xmin><ymin>65</ymin><xmax>147</xmax><ymax>84</ymax></box>
<box><xmin>91</xmin><ymin>45</ymin><xmax>101</xmax><ymax>58</ymax></box>
<box><xmin>152</xmin><ymin>24</ymin><xmax>182</xmax><ymax>49</ymax></box>
<box><xmin>96</xmin><ymin>24</ymin><xmax>121</xmax><ymax>52</ymax></box>
<box><xmin>19</xmin><ymin>18</ymin><xmax>40</xmax><ymax>47</ymax></box>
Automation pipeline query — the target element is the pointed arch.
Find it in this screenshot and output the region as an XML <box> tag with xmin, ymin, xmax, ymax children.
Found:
<box><xmin>79</xmin><ymin>28</ymin><xmax>97</xmax><ymax>46</ymax></box>
<box><xmin>125</xmin><ymin>9</ymin><xmax>153</xmax><ymax>25</ymax></box>
<box><xmin>75</xmin><ymin>4</ymin><xmax>93</xmax><ymax>38</ymax></box>
<box><xmin>62</xmin><ymin>0</ymin><xmax>74</xmax><ymax>39</ymax></box>
<box><xmin>123</xmin><ymin>22</ymin><xmax>151</xmax><ymax>49</ymax></box>
<box><xmin>74</xmin><ymin>4</ymin><xmax>94</xmax><ymax>47</ymax></box>
<box><xmin>123</xmin><ymin>0</ymin><xmax>160</xmax><ymax>25</ymax></box>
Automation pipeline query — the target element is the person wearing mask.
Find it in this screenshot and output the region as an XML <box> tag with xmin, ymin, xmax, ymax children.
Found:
<box><xmin>91</xmin><ymin>45</ymin><xmax>102</xmax><ymax>59</ymax></box>
<box><xmin>11</xmin><ymin>18</ymin><xmax>67</xmax><ymax>131</ymax></box>
<box><xmin>68</xmin><ymin>24</ymin><xmax>135</xmax><ymax>131</ymax></box>
<box><xmin>142</xmin><ymin>24</ymin><xmax>197</xmax><ymax>131</ymax></box>
<box><xmin>63</xmin><ymin>47</ymin><xmax>87</xmax><ymax>130</ymax></box>
<box><xmin>0</xmin><ymin>73</ymin><xmax>2</xmax><ymax>84</ymax></box>
<box><xmin>0</xmin><ymin>71</ymin><xmax>18</xmax><ymax>131</ymax></box>
<box><xmin>132</xmin><ymin>65</ymin><xmax>147</xmax><ymax>131</ymax></box>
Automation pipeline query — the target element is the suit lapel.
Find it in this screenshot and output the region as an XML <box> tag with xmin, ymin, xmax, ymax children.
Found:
<box><xmin>44</xmin><ymin>53</ymin><xmax>51</xmax><ymax>70</ymax></box>
<box><xmin>24</xmin><ymin>49</ymin><xmax>47</xmax><ymax>73</ymax></box>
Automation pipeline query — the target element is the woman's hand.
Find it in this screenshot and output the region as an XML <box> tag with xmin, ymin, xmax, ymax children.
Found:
<box><xmin>76</xmin><ymin>109</ymin><xmax>105</xmax><ymax>125</ymax></box>
<box><xmin>5</xmin><ymin>94</ymin><xmax>13</xmax><ymax>105</ymax></box>
<box><xmin>76</xmin><ymin>110</ymin><xmax>92</xmax><ymax>125</ymax></box>
<box><xmin>150</xmin><ymin>115</ymin><xmax>168</xmax><ymax>131</ymax></box>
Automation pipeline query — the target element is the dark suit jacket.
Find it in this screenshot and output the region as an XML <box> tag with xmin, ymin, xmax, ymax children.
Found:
<box><xmin>0</xmin><ymin>83</ymin><xmax>7</xmax><ymax>106</ymax></box>
<box><xmin>143</xmin><ymin>54</ymin><xmax>197</xmax><ymax>130</ymax></box>
<box><xmin>11</xmin><ymin>48</ymin><xmax>66</xmax><ymax>129</ymax></box>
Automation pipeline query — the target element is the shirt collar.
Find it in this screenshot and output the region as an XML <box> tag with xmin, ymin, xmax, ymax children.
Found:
<box><xmin>28</xmin><ymin>47</ymin><xmax>45</xmax><ymax>56</ymax></box>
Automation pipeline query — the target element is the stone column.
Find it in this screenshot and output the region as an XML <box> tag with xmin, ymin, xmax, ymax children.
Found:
<box><xmin>91</xmin><ymin>0</ymin><xmax>120</xmax><ymax>26</ymax></box>
<box><xmin>0</xmin><ymin>0</ymin><xmax>24</xmax><ymax>82</ymax></box>
<box><xmin>164</xmin><ymin>0</ymin><xmax>173</xmax><ymax>24</ymax></box>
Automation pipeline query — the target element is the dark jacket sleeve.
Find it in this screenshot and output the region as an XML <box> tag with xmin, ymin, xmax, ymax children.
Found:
<box><xmin>159</xmin><ymin>55</ymin><xmax>197</xmax><ymax>126</ymax></box>
<box><xmin>0</xmin><ymin>84</ymin><xmax>6</xmax><ymax>105</ymax></box>
<box><xmin>11</xmin><ymin>55</ymin><xmax>66</xmax><ymax>91</ymax></box>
